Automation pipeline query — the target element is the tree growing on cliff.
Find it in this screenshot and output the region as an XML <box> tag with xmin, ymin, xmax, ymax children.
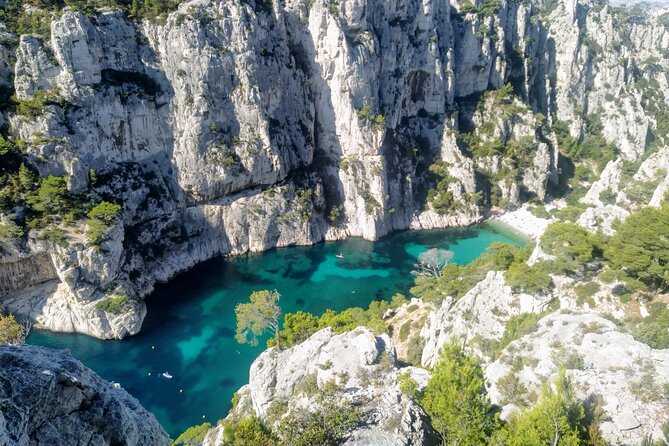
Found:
<box><xmin>86</xmin><ymin>201</ymin><xmax>122</xmax><ymax>245</ymax></box>
<box><xmin>491</xmin><ymin>370</ymin><xmax>591</xmax><ymax>446</ymax></box>
<box><xmin>420</xmin><ymin>342</ymin><xmax>499</xmax><ymax>445</ymax></box>
<box><xmin>604</xmin><ymin>205</ymin><xmax>669</xmax><ymax>291</ymax></box>
<box><xmin>0</xmin><ymin>314</ymin><xmax>29</xmax><ymax>345</ymax></box>
<box><xmin>235</xmin><ymin>290</ymin><xmax>282</xmax><ymax>350</ymax></box>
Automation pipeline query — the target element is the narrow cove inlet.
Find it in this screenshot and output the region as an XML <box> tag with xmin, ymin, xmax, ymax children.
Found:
<box><xmin>27</xmin><ymin>224</ymin><xmax>525</xmax><ymax>436</ymax></box>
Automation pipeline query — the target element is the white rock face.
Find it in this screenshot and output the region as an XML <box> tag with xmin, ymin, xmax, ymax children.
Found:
<box><xmin>2</xmin><ymin>0</ymin><xmax>669</xmax><ymax>339</ymax></box>
<box><xmin>420</xmin><ymin>271</ymin><xmax>552</xmax><ymax>367</ymax></box>
<box><xmin>583</xmin><ymin>159</ymin><xmax>623</xmax><ymax>206</ymax></box>
<box><xmin>214</xmin><ymin>327</ymin><xmax>437</xmax><ymax>446</ymax></box>
<box><xmin>578</xmin><ymin>204</ymin><xmax>630</xmax><ymax>235</ymax></box>
<box><xmin>485</xmin><ymin>311</ymin><xmax>669</xmax><ymax>445</ymax></box>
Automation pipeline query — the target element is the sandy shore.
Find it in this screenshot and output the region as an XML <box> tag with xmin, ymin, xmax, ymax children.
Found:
<box><xmin>494</xmin><ymin>207</ymin><xmax>552</xmax><ymax>240</ymax></box>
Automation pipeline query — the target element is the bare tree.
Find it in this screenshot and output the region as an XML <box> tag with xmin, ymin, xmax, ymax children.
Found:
<box><xmin>411</xmin><ymin>248</ymin><xmax>454</xmax><ymax>277</ymax></box>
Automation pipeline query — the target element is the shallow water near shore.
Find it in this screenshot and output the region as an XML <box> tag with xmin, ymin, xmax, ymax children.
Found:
<box><xmin>28</xmin><ymin>224</ymin><xmax>525</xmax><ymax>437</ymax></box>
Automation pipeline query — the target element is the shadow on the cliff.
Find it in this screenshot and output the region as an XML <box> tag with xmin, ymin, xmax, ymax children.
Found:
<box><xmin>276</xmin><ymin>10</ymin><xmax>349</xmax><ymax>243</ymax></box>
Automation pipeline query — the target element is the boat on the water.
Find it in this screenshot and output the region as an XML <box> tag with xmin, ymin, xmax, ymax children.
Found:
<box><xmin>162</xmin><ymin>372</ymin><xmax>173</xmax><ymax>379</ymax></box>
<box><xmin>335</xmin><ymin>253</ymin><xmax>344</xmax><ymax>259</ymax></box>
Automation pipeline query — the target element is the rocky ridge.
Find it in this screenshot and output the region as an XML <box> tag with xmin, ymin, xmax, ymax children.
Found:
<box><xmin>203</xmin><ymin>271</ymin><xmax>669</xmax><ymax>446</ymax></box>
<box><xmin>203</xmin><ymin>327</ymin><xmax>436</xmax><ymax>446</ymax></box>
<box><xmin>0</xmin><ymin>344</ymin><xmax>170</xmax><ymax>446</ymax></box>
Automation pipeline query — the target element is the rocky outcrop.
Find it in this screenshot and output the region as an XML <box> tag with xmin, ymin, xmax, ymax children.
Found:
<box><xmin>208</xmin><ymin>327</ymin><xmax>437</xmax><ymax>446</ymax></box>
<box><xmin>486</xmin><ymin>311</ymin><xmax>669</xmax><ymax>445</ymax></box>
<box><xmin>0</xmin><ymin>253</ymin><xmax>57</xmax><ymax>295</ymax></box>
<box><xmin>0</xmin><ymin>344</ymin><xmax>169</xmax><ymax>446</ymax></box>
<box><xmin>420</xmin><ymin>271</ymin><xmax>552</xmax><ymax>367</ymax></box>
<box><xmin>201</xmin><ymin>288</ymin><xmax>669</xmax><ymax>445</ymax></box>
<box><xmin>0</xmin><ymin>223</ymin><xmax>144</xmax><ymax>339</ymax></box>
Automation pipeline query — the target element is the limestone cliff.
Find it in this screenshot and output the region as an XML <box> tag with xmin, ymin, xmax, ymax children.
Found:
<box><xmin>0</xmin><ymin>344</ymin><xmax>170</xmax><ymax>446</ymax></box>
<box><xmin>1</xmin><ymin>0</ymin><xmax>668</xmax><ymax>338</ymax></box>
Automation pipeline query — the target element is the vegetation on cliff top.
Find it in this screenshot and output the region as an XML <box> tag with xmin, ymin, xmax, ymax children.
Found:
<box><xmin>0</xmin><ymin>136</ymin><xmax>124</xmax><ymax>248</ymax></box>
<box><xmin>192</xmin><ymin>341</ymin><xmax>607</xmax><ymax>446</ymax></box>
<box><xmin>421</xmin><ymin>343</ymin><xmax>499</xmax><ymax>445</ymax></box>
<box><xmin>0</xmin><ymin>0</ymin><xmax>185</xmax><ymax>38</ymax></box>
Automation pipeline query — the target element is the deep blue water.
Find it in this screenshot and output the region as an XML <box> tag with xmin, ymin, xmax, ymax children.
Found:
<box><xmin>27</xmin><ymin>224</ymin><xmax>525</xmax><ymax>437</ymax></box>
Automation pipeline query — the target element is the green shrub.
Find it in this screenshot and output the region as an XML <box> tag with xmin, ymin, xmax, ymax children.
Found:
<box><xmin>172</xmin><ymin>422</ymin><xmax>212</xmax><ymax>446</ymax></box>
<box><xmin>551</xmin><ymin>203</ymin><xmax>591</xmax><ymax>222</ymax></box>
<box><xmin>26</xmin><ymin>176</ymin><xmax>70</xmax><ymax>214</ymax></box>
<box><xmin>266</xmin><ymin>399</ymin><xmax>289</xmax><ymax>424</ymax></box>
<box><xmin>399</xmin><ymin>322</ymin><xmax>411</xmax><ymax>341</ymax></box>
<box><xmin>317</xmin><ymin>305</ymin><xmax>387</xmax><ymax>334</ymax></box>
<box><xmin>528</xmin><ymin>205</ymin><xmax>551</xmax><ymax>219</ymax></box>
<box><xmin>355</xmin><ymin>104</ymin><xmax>385</xmax><ymax>130</ymax></box>
<box><xmin>604</xmin><ymin>205</ymin><xmax>669</xmax><ymax>291</ymax></box>
<box><xmin>497</xmin><ymin>370</ymin><xmax>531</xmax><ymax>407</ymax></box>
<box><xmin>420</xmin><ymin>343</ymin><xmax>499</xmax><ymax>444</ymax></box>
<box><xmin>268</xmin><ymin>311</ymin><xmax>319</xmax><ymax>349</ymax></box>
<box><xmin>555</xmin><ymin>115</ymin><xmax>618</xmax><ymax>170</ymax></box>
<box><xmin>94</xmin><ymin>295</ymin><xmax>129</xmax><ymax>314</ymax></box>
<box><xmin>403</xmin><ymin>333</ymin><xmax>425</xmax><ymax>366</ymax></box>
<box><xmin>497</xmin><ymin>312</ymin><xmax>543</xmax><ymax>353</ymax></box>
<box><xmin>540</xmin><ymin>222</ymin><xmax>601</xmax><ymax>275</ymax></box>
<box><xmin>398</xmin><ymin>371</ymin><xmax>419</xmax><ymax>399</ymax></box>
<box><xmin>493</xmin><ymin>371</ymin><xmax>603</xmax><ymax>445</ymax></box>
<box><xmin>411</xmin><ymin>242</ymin><xmax>528</xmax><ymax>302</ymax></box>
<box><xmin>14</xmin><ymin>89</ymin><xmax>67</xmax><ymax>117</ymax></box>
<box><xmin>631</xmin><ymin>303</ymin><xmax>669</xmax><ymax>349</ymax></box>
<box><xmin>573</xmin><ymin>282</ymin><xmax>599</xmax><ymax>307</ymax></box>
<box><xmin>278</xmin><ymin>401</ymin><xmax>359</xmax><ymax>446</ymax></box>
<box><xmin>0</xmin><ymin>314</ymin><xmax>25</xmax><ymax>345</ymax></box>
<box><xmin>0</xmin><ymin>219</ymin><xmax>23</xmax><ymax>244</ymax></box>
<box><xmin>552</xmin><ymin>347</ymin><xmax>585</xmax><ymax>370</ymax></box>
<box><xmin>426</xmin><ymin>161</ymin><xmax>457</xmax><ymax>214</ymax></box>
<box><xmin>42</xmin><ymin>225</ymin><xmax>68</xmax><ymax>247</ymax></box>
<box><xmin>504</xmin><ymin>261</ymin><xmax>554</xmax><ymax>294</ymax></box>
<box><xmin>479</xmin><ymin>0</ymin><xmax>501</xmax><ymax>15</ymax></box>
<box><xmin>222</xmin><ymin>416</ymin><xmax>278</xmax><ymax>446</ymax></box>
<box><xmin>273</xmin><ymin>296</ymin><xmax>410</xmax><ymax>350</ymax></box>
<box><xmin>87</xmin><ymin>201</ymin><xmax>122</xmax><ymax>224</ymax></box>
<box><xmin>86</xmin><ymin>218</ymin><xmax>109</xmax><ymax>245</ymax></box>
<box><xmin>359</xmin><ymin>190</ymin><xmax>381</xmax><ymax>215</ymax></box>
<box><xmin>459</xmin><ymin>0</ymin><xmax>477</xmax><ymax>13</ymax></box>
<box><xmin>85</xmin><ymin>201</ymin><xmax>122</xmax><ymax>245</ymax></box>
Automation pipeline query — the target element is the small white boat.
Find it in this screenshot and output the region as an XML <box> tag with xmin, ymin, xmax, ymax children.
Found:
<box><xmin>335</xmin><ymin>253</ymin><xmax>344</xmax><ymax>259</ymax></box>
<box><xmin>162</xmin><ymin>372</ymin><xmax>173</xmax><ymax>379</ymax></box>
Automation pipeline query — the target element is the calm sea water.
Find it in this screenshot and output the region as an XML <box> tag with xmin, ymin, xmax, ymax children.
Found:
<box><xmin>27</xmin><ymin>224</ymin><xmax>525</xmax><ymax>437</ymax></box>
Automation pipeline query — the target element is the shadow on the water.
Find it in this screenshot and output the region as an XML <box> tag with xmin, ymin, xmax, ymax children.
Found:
<box><xmin>219</xmin><ymin>377</ymin><xmax>237</xmax><ymax>387</ymax></box>
<box><xmin>218</xmin><ymin>328</ymin><xmax>235</xmax><ymax>338</ymax></box>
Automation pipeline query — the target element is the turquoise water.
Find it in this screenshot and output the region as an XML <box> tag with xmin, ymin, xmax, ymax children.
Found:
<box><xmin>27</xmin><ymin>224</ymin><xmax>525</xmax><ymax>437</ymax></box>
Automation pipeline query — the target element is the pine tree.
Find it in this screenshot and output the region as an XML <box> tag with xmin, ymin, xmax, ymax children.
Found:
<box><xmin>493</xmin><ymin>370</ymin><xmax>587</xmax><ymax>446</ymax></box>
<box><xmin>129</xmin><ymin>0</ymin><xmax>141</xmax><ymax>17</ymax></box>
<box><xmin>18</xmin><ymin>163</ymin><xmax>36</xmax><ymax>192</ymax></box>
<box><xmin>420</xmin><ymin>343</ymin><xmax>498</xmax><ymax>446</ymax></box>
<box><xmin>235</xmin><ymin>290</ymin><xmax>282</xmax><ymax>350</ymax></box>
